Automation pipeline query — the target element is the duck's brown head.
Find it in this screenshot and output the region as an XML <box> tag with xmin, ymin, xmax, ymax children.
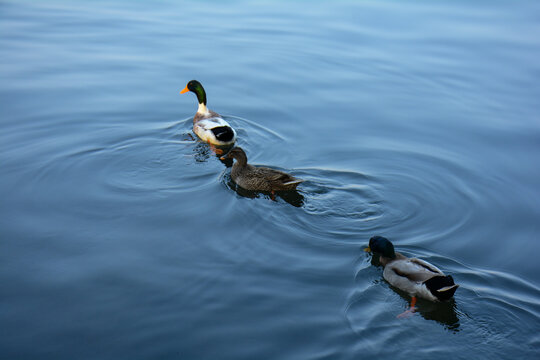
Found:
<box><xmin>220</xmin><ymin>147</ymin><xmax>248</xmax><ymax>166</ymax></box>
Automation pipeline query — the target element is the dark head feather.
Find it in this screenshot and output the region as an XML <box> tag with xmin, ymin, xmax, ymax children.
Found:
<box><xmin>369</xmin><ymin>236</ymin><xmax>396</xmax><ymax>259</ymax></box>
<box><xmin>186</xmin><ymin>80</ymin><xmax>207</xmax><ymax>105</ymax></box>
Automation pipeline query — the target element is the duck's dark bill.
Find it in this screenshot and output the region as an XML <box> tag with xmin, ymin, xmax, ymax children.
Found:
<box><xmin>364</xmin><ymin>247</ymin><xmax>371</xmax><ymax>252</ymax></box>
<box><xmin>180</xmin><ymin>86</ymin><xmax>189</xmax><ymax>94</ymax></box>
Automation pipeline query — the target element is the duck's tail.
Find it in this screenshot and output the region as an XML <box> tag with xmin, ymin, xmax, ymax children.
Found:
<box><xmin>211</xmin><ymin>126</ymin><xmax>235</xmax><ymax>142</ymax></box>
<box><xmin>424</xmin><ymin>275</ymin><xmax>459</xmax><ymax>301</ymax></box>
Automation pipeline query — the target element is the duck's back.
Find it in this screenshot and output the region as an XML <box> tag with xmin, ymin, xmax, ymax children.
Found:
<box><xmin>384</xmin><ymin>257</ymin><xmax>444</xmax><ymax>281</ymax></box>
<box><xmin>383</xmin><ymin>257</ymin><xmax>445</xmax><ymax>298</ymax></box>
<box><xmin>193</xmin><ymin>113</ymin><xmax>236</xmax><ymax>145</ymax></box>
<box><xmin>232</xmin><ymin>164</ymin><xmax>301</xmax><ymax>191</ymax></box>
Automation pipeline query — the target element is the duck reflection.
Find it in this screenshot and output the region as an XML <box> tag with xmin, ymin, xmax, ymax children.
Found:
<box><xmin>392</xmin><ymin>286</ymin><xmax>460</xmax><ymax>332</ymax></box>
<box><xmin>369</xmin><ymin>253</ymin><xmax>461</xmax><ymax>332</ymax></box>
<box><xmin>192</xmin><ymin>141</ymin><xmax>234</xmax><ymax>165</ymax></box>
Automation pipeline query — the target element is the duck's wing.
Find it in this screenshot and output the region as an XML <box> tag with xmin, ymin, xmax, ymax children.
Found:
<box><xmin>387</xmin><ymin>258</ymin><xmax>444</xmax><ymax>283</ymax></box>
<box><xmin>254</xmin><ymin>167</ymin><xmax>299</xmax><ymax>183</ymax></box>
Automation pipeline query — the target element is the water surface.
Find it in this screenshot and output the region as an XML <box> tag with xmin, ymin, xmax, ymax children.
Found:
<box><xmin>1</xmin><ymin>1</ymin><xmax>540</xmax><ymax>359</ymax></box>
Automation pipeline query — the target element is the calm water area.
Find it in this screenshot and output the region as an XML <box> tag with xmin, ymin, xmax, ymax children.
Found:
<box><xmin>1</xmin><ymin>1</ymin><xmax>539</xmax><ymax>359</ymax></box>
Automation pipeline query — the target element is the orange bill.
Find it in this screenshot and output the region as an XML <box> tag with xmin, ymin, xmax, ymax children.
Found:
<box><xmin>180</xmin><ymin>85</ymin><xmax>189</xmax><ymax>94</ymax></box>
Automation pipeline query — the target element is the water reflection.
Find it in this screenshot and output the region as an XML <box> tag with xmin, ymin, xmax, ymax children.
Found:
<box><xmin>191</xmin><ymin>140</ymin><xmax>235</xmax><ymax>165</ymax></box>
<box><xmin>392</xmin><ymin>286</ymin><xmax>461</xmax><ymax>332</ymax></box>
<box><xmin>3</xmin><ymin>0</ymin><xmax>539</xmax><ymax>357</ymax></box>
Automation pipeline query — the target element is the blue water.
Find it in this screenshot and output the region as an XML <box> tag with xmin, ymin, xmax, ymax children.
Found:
<box><xmin>1</xmin><ymin>1</ymin><xmax>540</xmax><ymax>359</ymax></box>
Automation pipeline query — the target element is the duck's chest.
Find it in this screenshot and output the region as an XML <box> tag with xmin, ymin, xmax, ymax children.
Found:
<box><xmin>230</xmin><ymin>164</ymin><xmax>243</xmax><ymax>181</ymax></box>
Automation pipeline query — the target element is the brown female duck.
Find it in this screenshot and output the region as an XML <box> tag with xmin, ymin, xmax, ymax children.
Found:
<box><xmin>220</xmin><ymin>147</ymin><xmax>303</xmax><ymax>193</ymax></box>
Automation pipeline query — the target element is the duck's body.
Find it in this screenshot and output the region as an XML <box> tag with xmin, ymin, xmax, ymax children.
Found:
<box><xmin>181</xmin><ymin>80</ymin><xmax>236</xmax><ymax>146</ymax></box>
<box><xmin>193</xmin><ymin>112</ymin><xmax>236</xmax><ymax>146</ymax></box>
<box><xmin>368</xmin><ymin>236</ymin><xmax>458</xmax><ymax>302</ymax></box>
<box><xmin>221</xmin><ymin>147</ymin><xmax>303</xmax><ymax>192</ymax></box>
<box><xmin>381</xmin><ymin>253</ymin><xmax>458</xmax><ymax>302</ymax></box>
<box><xmin>231</xmin><ymin>164</ymin><xmax>303</xmax><ymax>192</ymax></box>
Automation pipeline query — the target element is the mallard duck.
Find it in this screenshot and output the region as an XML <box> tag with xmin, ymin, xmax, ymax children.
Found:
<box><xmin>180</xmin><ymin>80</ymin><xmax>236</xmax><ymax>147</ymax></box>
<box><xmin>366</xmin><ymin>236</ymin><xmax>458</xmax><ymax>317</ymax></box>
<box><xmin>220</xmin><ymin>147</ymin><xmax>303</xmax><ymax>193</ymax></box>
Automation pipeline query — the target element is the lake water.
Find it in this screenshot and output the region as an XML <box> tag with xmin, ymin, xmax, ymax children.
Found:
<box><xmin>1</xmin><ymin>0</ymin><xmax>539</xmax><ymax>359</ymax></box>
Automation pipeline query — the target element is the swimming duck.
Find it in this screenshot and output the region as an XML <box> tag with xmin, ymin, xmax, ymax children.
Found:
<box><xmin>180</xmin><ymin>80</ymin><xmax>236</xmax><ymax>147</ymax></box>
<box><xmin>366</xmin><ymin>236</ymin><xmax>458</xmax><ymax>317</ymax></box>
<box><xmin>220</xmin><ymin>147</ymin><xmax>303</xmax><ymax>193</ymax></box>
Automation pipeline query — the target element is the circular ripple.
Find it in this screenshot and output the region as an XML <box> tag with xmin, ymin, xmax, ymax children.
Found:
<box><xmin>34</xmin><ymin>114</ymin><xmax>290</xmax><ymax>202</ymax></box>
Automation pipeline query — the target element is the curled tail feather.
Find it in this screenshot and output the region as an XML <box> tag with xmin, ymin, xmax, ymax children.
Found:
<box><xmin>283</xmin><ymin>179</ymin><xmax>303</xmax><ymax>186</ymax></box>
<box><xmin>424</xmin><ymin>275</ymin><xmax>459</xmax><ymax>301</ymax></box>
<box><xmin>211</xmin><ymin>126</ymin><xmax>235</xmax><ymax>142</ymax></box>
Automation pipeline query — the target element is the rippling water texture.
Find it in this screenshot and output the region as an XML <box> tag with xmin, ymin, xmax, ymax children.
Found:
<box><xmin>1</xmin><ymin>1</ymin><xmax>540</xmax><ymax>359</ymax></box>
